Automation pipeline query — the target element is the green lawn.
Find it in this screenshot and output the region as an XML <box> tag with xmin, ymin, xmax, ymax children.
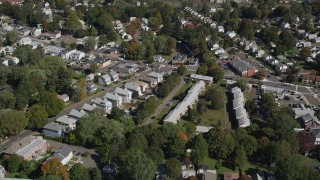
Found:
<box><xmin>198</xmin><ymin>104</ymin><xmax>229</xmax><ymax>127</ymax></box>
<box><xmin>71</xmin><ymin>156</ymin><xmax>80</xmax><ymax>161</ymax></box>
<box><xmin>244</xmin><ymin>89</ymin><xmax>255</xmax><ymax>102</ymax></box>
<box><xmin>301</xmin><ymin>155</ymin><xmax>319</xmax><ymax>168</ymax></box>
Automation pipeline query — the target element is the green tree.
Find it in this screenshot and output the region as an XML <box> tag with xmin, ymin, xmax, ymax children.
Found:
<box><xmin>0</xmin><ymin>110</ymin><xmax>28</xmax><ymax>135</ymax></box>
<box><xmin>27</xmin><ymin>104</ymin><xmax>48</xmax><ymax>129</ymax></box>
<box><xmin>89</xmin><ymin>63</ymin><xmax>99</xmax><ymax>73</ymax></box>
<box><xmin>119</xmin><ymin>149</ymin><xmax>156</xmax><ymax>180</ymax></box>
<box><xmin>279</xmin><ymin>31</ymin><xmax>297</xmax><ymax>50</ymax></box>
<box><xmin>39</xmin><ymin>91</ymin><xmax>65</xmax><ymax>117</ymax></box>
<box><xmin>84</xmin><ymin>36</ymin><xmax>97</xmax><ymax>51</ymax></box>
<box><xmin>77</xmin><ymin>114</ymin><xmax>104</xmax><ymax>147</ymax></box>
<box><xmin>167</xmin><ymin>137</ymin><xmax>186</xmax><ymax>158</ymax></box>
<box><xmin>126</xmin><ymin>132</ymin><xmax>148</xmax><ymax>151</ymax></box>
<box><xmin>177</xmin><ymin>65</ymin><xmax>187</xmax><ymax>76</ymax></box>
<box><xmin>6</xmin><ymin>30</ymin><xmax>19</xmax><ymax>45</ymax></box>
<box><xmin>145</xmin><ymin>147</ymin><xmax>164</xmax><ymax>165</ymax></box>
<box><xmin>7</xmin><ymin>154</ymin><xmax>20</xmax><ymax>173</ymax></box>
<box><xmin>89</xmin><ymin>167</ymin><xmax>101</xmax><ymax>180</ymax></box>
<box><xmin>65</xmin><ymin>13</ymin><xmax>82</xmax><ymax>33</ymax></box>
<box><xmin>0</xmin><ymin>65</ymin><xmax>10</xmax><ymax>85</ymax></box>
<box><xmin>300</xmin><ymin>47</ymin><xmax>311</xmax><ymax>60</ymax></box>
<box><xmin>234</xmin><ymin>145</ymin><xmax>247</xmax><ymax>170</ymax></box>
<box><xmin>148</xmin><ymin>17</ymin><xmax>161</xmax><ymax>30</ymax></box>
<box><xmin>205</xmin><ymin>86</ymin><xmax>224</xmax><ymax>110</ymax></box>
<box><xmin>236</xmin><ymin>79</ymin><xmax>248</xmax><ymax>91</ymax></box>
<box><xmin>0</xmin><ymin>91</ymin><xmax>16</xmax><ymax>109</ymax></box>
<box><xmin>110</xmin><ymin>107</ymin><xmax>125</xmax><ymax>121</ymax></box>
<box><xmin>165</xmin><ymin>158</ymin><xmax>182</xmax><ymax>179</ymax></box>
<box><xmin>268</xmin><ymin>140</ymin><xmax>292</xmax><ymax>164</ymax></box>
<box><xmin>187</xmin><ymin>107</ymin><xmax>199</xmax><ymax>122</ymax></box>
<box><xmin>206</xmin><ymin>127</ymin><xmax>235</xmax><ymax>159</ymax></box>
<box><xmin>275</xmin><ymin>155</ymin><xmax>308</xmax><ymax>180</ymax></box>
<box><xmin>191</xmin><ymin>135</ymin><xmax>209</xmax><ymax>165</ymax></box>
<box><xmin>69</xmin><ymin>163</ymin><xmax>90</xmax><ymax>180</ymax></box>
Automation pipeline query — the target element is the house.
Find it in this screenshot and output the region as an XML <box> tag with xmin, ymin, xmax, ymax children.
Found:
<box><xmin>0</xmin><ymin>165</ymin><xmax>5</xmax><ymax>179</ymax></box>
<box><xmin>196</xmin><ymin>126</ymin><xmax>213</xmax><ymax>135</ymax></box>
<box><xmin>115</xmin><ymin>87</ymin><xmax>132</xmax><ymax>103</ymax></box>
<box><xmin>43</xmin><ymin>45</ymin><xmax>67</xmax><ymax>57</ymax></box>
<box><xmin>218</xmin><ymin>25</ymin><xmax>224</xmax><ymax>33</ymax></box>
<box><xmin>261</xmin><ymin>85</ymin><xmax>285</xmax><ymax>99</ymax></box>
<box><xmin>31</xmin><ymin>27</ymin><xmax>42</xmax><ymax>37</ymax></box>
<box><xmin>293</xmin><ymin>104</ymin><xmax>316</xmax><ymax>119</ymax></box>
<box><xmin>232</xmin><ymin>87</ymin><xmax>250</xmax><ymax>128</ymax></box>
<box><xmin>86</xmin><ymin>74</ymin><xmax>95</xmax><ymax>81</ymax></box>
<box><xmin>5</xmin><ymin>46</ymin><xmax>13</xmax><ymax>55</ymax></box>
<box><xmin>299</xmin><ymin>113</ymin><xmax>320</xmax><ymax>129</ymax></box>
<box><xmin>188</xmin><ymin>58</ymin><xmax>199</xmax><ymax>66</ymax></box>
<box><xmin>125</xmin><ymin>82</ymin><xmax>142</xmax><ymax>96</ymax></box>
<box><xmin>28</xmin><ymin>41</ymin><xmax>43</xmax><ymax>49</ymax></box>
<box><xmin>275</xmin><ymin>63</ymin><xmax>288</xmax><ymax>73</ymax></box>
<box><xmin>190</xmin><ymin>74</ymin><xmax>213</xmax><ymax>84</ymax></box>
<box><xmin>43</xmin><ymin>122</ymin><xmax>65</xmax><ymax>137</ymax></box>
<box><xmin>197</xmin><ymin>167</ymin><xmax>217</xmax><ymax>180</ymax></box>
<box><xmin>0</xmin><ymin>0</ymin><xmax>25</xmax><ymax>5</ymax></box>
<box><xmin>207</xmin><ymin>40</ymin><xmax>219</xmax><ymax>51</ymax></box>
<box><xmin>134</xmin><ymin>81</ymin><xmax>149</xmax><ymax>92</ymax></box>
<box><xmin>224</xmin><ymin>172</ymin><xmax>240</xmax><ymax>180</ymax></box>
<box><xmin>139</xmin><ymin>76</ymin><xmax>158</xmax><ymax>87</ymax></box>
<box><xmin>58</xmin><ymin>94</ymin><xmax>69</xmax><ymax>103</ymax></box>
<box><xmin>154</xmin><ymin>55</ymin><xmax>165</xmax><ymax>62</ymax></box>
<box><xmin>19</xmin><ymin>28</ymin><xmax>30</xmax><ymax>36</ymax></box>
<box><xmin>65</xmin><ymin>49</ymin><xmax>85</xmax><ymax>61</ymax></box>
<box><xmin>147</xmin><ymin>71</ymin><xmax>163</xmax><ymax>83</ymax></box>
<box><xmin>113</xmin><ymin>63</ymin><xmax>138</xmax><ymax>74</ymax></box>
<box><xmin>2</xmin><ymin>136</ymin><xmax>47</xmax><ymax>161</ymax></box>
<box><xmin>93</xmin><ymin>57</ymin><xmax>111</xmax><ymax>68</ymax></box>
<box><xmin>99</xmin><ymin>74</ymin><xmax>112</xmax><ymax>85</ymax></box>
<box><xmin>54</xmin><ymin>115</ymin><xmax>77</xmax><ymax>131</ymax></box>
<box><xmin>310</xmin><ymin>129</ymin><xmax>320</xmax><ymax>145</ymax></box>
<box><xmin>226</xmin><ymin>31</ymin><xmax>236</xmax><ymax>39</ymax></box>
<box><xmin>68</xmin><ymin>109</ymin><xmax>86</xmax><ymax>120</ymax></box>
<box><xmin>81</xmin><ymin>103</ymin><xmax>97</xmax><ymax>112</ymax></box>
<box><xmin>228</xmin><ymin>59</ymin><xmax>257</xmax><ymax>77</ymax></box>
<box><xmin>17</xmin><ymin>37</ymin><xmax>32</xmax><ymax>46</ymax></box>
<box><xmin>92</xmin><ymin>97</ymin><xmax>112</xmax><ymax>114</ymax></box>
<box><xmin>86</xmin><ymin>81</ymin><xmax>97</xmax><ymax>93</ymax></box>
<box><xmin>105</xmin><ymin>47</ymin><xmax>118</xmax><ymax>54</ymax></box>
<box><xmin>46</xmin><ymin>147</ymin><xmax>73</xmax><ymax>165</ymax></box>
<box><xmin>105</xmin><ymin>92</ymin><xmax>123</xmax><ymax>107</ymax></box>
<box><xmin>164</xmin><ymin>81</ymin><xmax>205</xmax><ymax>124</ymax></box>
<box><xmin>299</xmin><ymin>74</ymin><xmax>320</xmax><ymax>85</ymax></box>
<box><xmin>281</xmin><ymin>22</ymin><xmax>290</xmax><ymax>29</ymax></box>
<box><xmin>171</xmin><ymin>54</ymin><xmax>188</xmax><ymax>66</ymax></box>
<box><xmin>181</xmin><ymin>158</ymin><xmax>196</xmax><ymax>179</ymax></box>
<box><xmin>109</xmin><ymin>70</ymin><xmax>119</xmax><ymax>82</ymax></box>
<box><xmin>254</xmin><ymin>49</ymin><xmax>265</xmax><ymax>58</ymax></box>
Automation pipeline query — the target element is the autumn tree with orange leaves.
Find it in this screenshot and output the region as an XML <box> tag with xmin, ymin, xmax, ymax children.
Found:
<box><xmin>41</xmin><ymin>158</ymin><xmax>70</xmax><ymax>180</ymax></box>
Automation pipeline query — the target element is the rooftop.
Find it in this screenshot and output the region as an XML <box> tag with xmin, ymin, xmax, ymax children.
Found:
<box><xmin>43</xmin><ymin>122</ymin><xmax>65</xmax><ymax>132</ymax></box>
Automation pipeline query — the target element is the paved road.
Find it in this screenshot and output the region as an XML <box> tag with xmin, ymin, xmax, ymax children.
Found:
<box><xmin>142</xmin><ymin>79</ymin><xmax>186</xmax><ymax>125</ymax></box>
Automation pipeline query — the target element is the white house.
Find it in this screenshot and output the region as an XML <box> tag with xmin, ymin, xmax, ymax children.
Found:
<box><xmin>58</xmin><ymin>94</ymin><xmax>69</xmax><ymax>103</ymax></box>
<box><xmin>0</xmin><ymin>165</ymin><xmax>5</xmax><ymax>179</ymax></box>
<box><xmin>275</xmin><ymin>63</ymin><xmax>288</xmax><ymax>73</ymax></box>
<box><xmin>154</xmin><ymin>55</ymin><xmax>165</xmax><ymax>62</ymax></box>
<box><xmin>48</xmin><ymin>147</ymin><xmax>73</xmax><ymax>165</ymax></box>
<box><xmin>218</xmin><ymin>26</ymin><xmax>224</xmax><ymax>33</ymax></box>
<box><xmin>125</xmin><ymin>82</ymin><xmax>142</xmax><ymax>96</ymax></box>
<box><xmin>86</xmin><ymin>74</ymin><xmax>95</xmax><ymax>81</ymax></box>
<box><xmin>281</xmin><ymin>22</ymin><xmax>290</xmax><ymax>29</ymax></box>
<box><xmin>147</xmin><ymin>71</ymin><xmax>163</xmax><ymax>83</ymax></box>
<box><xmin>226</xmin><ymin>31</ymin><xmax>236</xmax><ymax>39</ymax></box>
<box><xmin>68</xmin><ymin>109</ymin><xmax>86</xmax><ymax>120</ymax></box>
<box><xmin>81</xmin><ymin>103</ymin><xmax>97</xmax><ymax>112</ymax></box>
<box><xmin>54</xmin><ymin>115</ymin><xmax>77</xmax><ymax>131</ymax></box>
<box><xmin>17</xmin><ymin>37</ymin><xmax>32</xmax><ymax>46</ymax></box>
<box><xmin>92</xmin><ymin>97</ymin><xmax>112</xmax><ymax>114</ymax></box>
<box><xmin>134</xmin><ymin>81</ymin><xmax>149</xmax><ymax>92</ymax></box>
<box><xmin>99</xmin><ymin>74</ymin><xmax>112</xmax><ymax>85</ymax></box>
<box><xmin>65</xmin><ymin>49</ymin><xmax>85</xmax><ymax>61</ymax></box>
<box><xmin>109</xmin><ymin>70</ymin><xmax>119</xmax><ymax>82</ymax></box>
<box><xmin>115</xmin><ymin>87</ymin><xmax>132</xmax><ymax>103</ymax></box>
<box><xmin>105</xmin><ymin>92</ymin><xmax>123</xmax><ymax>107</ymax></box>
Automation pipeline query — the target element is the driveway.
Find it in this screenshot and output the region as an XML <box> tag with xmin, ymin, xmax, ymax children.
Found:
<box><xmin>47</xmin><ymin>140</ymin><xmax>98</xmax><ymax>168</ymax></box>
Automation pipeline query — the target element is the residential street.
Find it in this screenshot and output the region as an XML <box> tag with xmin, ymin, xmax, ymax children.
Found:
<box><xmin>142</xmin><ymin>79</ymin><xmax>186</xmax><ymax>125</ymax></box>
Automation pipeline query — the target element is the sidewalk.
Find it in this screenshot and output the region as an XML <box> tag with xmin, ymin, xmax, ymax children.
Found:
<box><xmin>142</xmin><ymin>79</ymin><xmax>186</xmax><ymax>125</ymax></box>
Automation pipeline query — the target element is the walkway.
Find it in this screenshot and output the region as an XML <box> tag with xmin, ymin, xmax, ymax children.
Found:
<box><xmin>142</xmin><ymin>79</ymin><xmax>186</xmax><ymax>125</ymax></box>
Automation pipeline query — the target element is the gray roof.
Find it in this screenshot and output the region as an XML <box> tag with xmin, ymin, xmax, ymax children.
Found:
<box><xmin>92</xmin><ymin>97</ymin><xmax>112</xmax><ymax>107</ymax></box>
<box><xmin>3</xmin><ymin>136</ymin><xmax>46</xmax><ymax>155</ymax></box>
<box><xmin>55</xmin><ymin>115</ymin><xmax>77</xmax><ymax>125</ymax></box>
<box><xmin>311</xmin><ymin>129</ymin><xmax>320</xmax><ymax>139</ymax></box>
<box><xmin>68</xmin><ymin>109</ymin><xmax>86</xmax><ymax>119</ymax></box>
<box><xmin>139</xmin><ymin>76</ymin><xmax>157</xmax><ymax>83</ymax></box>
<box><xmin>125</xmin><ymin>83</ymin><xmax>140</xmax><ymax>91</ymax></box>
<box><xmin>301</xmin><ymin>113</ymin><xmax>314</xmax><ymax>124</ymax></box>
<box><xmin>229</xmin><ymin>59</ymin><xmax>255</xmax><ymax>72</ymax></box>
<box><xmin>47</xmin><ymin>147</ymin><xmax>72</xmax><ymax>163</ymax></box>
<box><xmin>190</xmin><ymin>74</ymin><xmax>213</xmax><ymax>82</ymax></box>
<box><xmin>235</xmin><ymin>107</ymin><xmax>245</xmax><ymax>119</ymax></box>
<box><xmin>147</xmin><ymin>71</ymin><xmax>163</xmax><ymax>78</ymax></box>
<box><xmin>105</xmin><ymin>92</ymin><xmax>122</xmax><ymax>101</ymax></box>
<box><xmin>115</xmin><ymin>87</ymin><xmax>131</xmax><ymax>96</ymax></box>
<box><xmin>43</xmin><ymin>122</ymin><xmax>65</xmax><ymax>131</ymax></box>
<box><xmin>261</xmin><ymin>85</ymin><xmax>284</xmax><ymax>95</ymax></box>
<box><xmin>82</xmin><ymin>103</ymin><xmax>97</xmax><ymax>111</ymax></box>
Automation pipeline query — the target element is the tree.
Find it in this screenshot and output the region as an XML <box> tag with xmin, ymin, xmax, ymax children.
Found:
<box><xmin>65</xmin><ymin>12</ymin><xmax>82</xmax><ymax>33</ymax></box>
<box><xmin>166</xmin><ymin>158</ymin><xmax>182</xmax><ymax>179</ymax></box>
<box><xmin>39</xmin><ymin>91</ymin><xmax>65</xmax><ymax>117</ymax></box>
<box><xmin>300</xmin><ymin>47</ymin><xmax>311</xmax><ymax>60</ymax></box>
<box><xmin>69</xmin><ymin>163</ymin><xmax>90</xmax><ymax>180</ymax></box>
<box><xmin>77</xmin><ymin>114</ymin><xmax>104</xmax><ymax>147</ymax></box>
<box><xmin>119</xmin><ymin>149</ymin><xmax>156</xmax><ymax>180</ymax></box>
<box><xmin>236</xmin><ymin>79</ymin><xmax>248</xmax><ymax>91</ymax></box>
<box><xmin>148</xmin><ymin>17</ymin><xmax>161</xmax><ymax>30</ymax></box>
<box><xmin>279</xmin><ymin>31</ymin><xmax>297</xmax><ymax>50</ymax></box>
<box><xmin>268</xmin><ymin>140</ymin><xmax>292</xmax><ymax>164</ymax></box>
<box><xmin>167</xmin><ymin>137</ymin><xmax>186</xmax><ymax>158</ymax></box>
<box><xmin>197</xmin><ymin>99</ymin><xmax>207</xmax><ymax>115</ymax></box>
<box><xmin>187</xmin><ymin>107</ymin><xmax>199</xmax><ymax>122</ymax></box>
<box><xmin>0</xmin><ymin>91</ymin><xmax>16</xmax><ymax>109</ymax></box>
<box><xmin>110</xmin><ymin>107</ymin><xmax>125</xmax><ymax>121</ymax></box>
<box><xmin>84</xmin><ymin>36</ymin><xmax>97</xmax><ymax>51</ymax></box>
<box><xmin>0</xmin><ymin>65</ymin><xmax>10</xmax><ymax>85</ymax></box>
<box><xmin>73</xmin><ymin>78</ymin><xmax>87</xmax><ymax>102</ymax></box>
<box><xmin>145</xmin><ymin>147</ymin><xmax>165</xmax><ymax>165</ymax></box>
<box><xmin>183</xmin><ymin>122</ymin><xmax>197</xmax><ymax>138</ymax></box>
<box><xmin>191</xmin><ymin>135</ymin><xmax>209</xmax><ymax>165</ymax></box>
<box><xmin>126</xmin><ymin>132</ymin><xmax>148</xmax><ymax>151</ymax></box>
<box><xmin>205</xmin><ymin>86</ymin><xmax>224</xmax><ymax>110</ymax></box>
<box><xmin>41</xmin><ymin>158</ymin><xmax>70</xmax><ymax>180</ymax></box>
<box><xmin>89</xmin><ymin>63</ymin><xmax>98</xmax><ymax>73</ymax></box>
<box><xmin>275</xmin><ymin>155</ymin><xmax>308</xmax><ymax>180</ymax></box>
<box><xmin>245</xmin><ymin>100</ymin><xmax>256</xmax><ymax>113</ymax></box>
<box><xmin>207</xmin><ymin>65</ymin><xmax>224</xmax><ymax>83</ymax></box>
<box><xmin>255</xmin><ymin>70</ymin><xmax>266</xmax><ymax>79</ymax></box>
<box><xmin>89</xmin><ymin>167</ymin><xmax>101</xmax><ymax>180</ymax></box>
<box><xmin>206</xmin><ymin>127</ymin><xmax>235</xmax><ymax>159</ymax></box>
<box><xmin>6</xmin><ymin>30</ymin><xmax>19</xmax><ymax>45</ymax></box>
<box><xmin>0</xmin><ymin>110</ymin><xmax>28</xmax><ymax>135</ymax></box>
<box><xmin>27</xmin><ymin>104</ymin><xmax>49</xmax><ymax>129</ymax></box>
<box><xmin>177</xmin><ymin>65</ymin><xmax>187</xmax><ymax>76</ymax></box>
<box><xmin>7</xmin><ymin>154</ymin><xmax>20</xmax><ymax>173</ymax></box>
<box><xmin>234</xmin><ymin>145</ymin><xmax>247</xmax><ymax>170</ymax></box>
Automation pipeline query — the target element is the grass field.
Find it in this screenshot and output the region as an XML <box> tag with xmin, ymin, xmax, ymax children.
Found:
<box><xmin>244</xmin><ymin>89</ymin><xmax>255</xmax><ymax>102</ymax></box>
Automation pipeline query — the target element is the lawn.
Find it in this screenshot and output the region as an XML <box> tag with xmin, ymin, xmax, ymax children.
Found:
<box><xmin>71</xmin><ymin>156</ymin><xmax>80</xmax><ymax>161</ymax></box>
<box><xmin>198</xmin><ymin>103</ymin><xmax>229</xmax><ymax>128</ymax></box>
<box><xmin>301</xmin><ymin>155</ymin><xmax>319</xmax><ymax>169</ymax></box>
<box><xmin>244</xmin><ymin>89</ymin><xmax>255</xmax><ymax>102</ymax></box>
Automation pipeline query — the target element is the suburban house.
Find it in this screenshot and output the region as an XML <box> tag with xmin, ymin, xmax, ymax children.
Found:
<box><xmin>164</xmin><ymin>81</ymin><xmax>206</xmax><ymax>124</ymax></box>
<box><xmin>43</xmin><ymin>122</ymin><xmax>66</xmax><ymax>137</ymax></box>
<box><xmin>2</xmin><ymin>136</ymin><xmax>47</xmax><ymax>161</ymax></box>
<box><xmin>109</xmin><ymin>70</ymin><xmax>119</xmax><ymax>82</ymax></box>
<box><xmin>310</xmin><ymin>129</ymin><xmax>320</xmax><ymax>145</ymax></box>
<box><xmin>275</xmin><ymin>63</ymin><xmax>288</xmax><ymax>73</ymax></box>
<box><xmin>190</xmin><ymin>74</ymin><xmax>213</xmax><ymax>84</ymax></box>
<box><xmin>139</xmin><ymin>76</ymin><xmax>158</xmax><ymax>87</ymax></box>
<box><xmin>261</xmin><ymin>85</ymin><xmax>285</xmax><ymax>99</ymax></box>
<box><xmin>188</xmin><ymin>58</ymin><xmax>199</xmax><ymax>66</ymax></box>
<box><xmin>46</xmin><ymin>147</ymin><xmax>73</xmax><ymax>165</ymax></box>
<box><xmin>81</xmin><ymin>103</ymin><xmax>97</xmax><ymax>112</ymax></box>
<box><xmin>134</xmin><ymin>81</ymin><xmax>149</xmax><ymax>92</ymax></box>
<box><xmin>299</xmin><ymin>113</ymin><xmax>320</xmax><ymax>129</ymax></box>
<box><xmin>125</xmin><ymin>82</ymin><xmax>142</xmax><ymax>97</ymax></box>
<box><xmin>57</xmin><ymin>94</ymin><xmax>69</xmax><ymax>103</ymax></box>
<box><xmin>147</xmin><ymin>71</ymin><xmax>163</xmax><ymax>83</ymax></box>
<box><xmin>105</xmin><ymin>92</ymin><xmax>123</xmax><ymax>107</ymax></box>
<box><xmin>54</xmin><ymin>115</ymin><xmax>77</xmax><ymax>131</ymax></box>
<box><xmin>154</xmin><ymin>55</ymin><xmax>165</xmax><ymax>62</ymax></box>
<box><xmin>196</xmin><ymin>126</ymin><xmax>213</xmax><ymax>135</ymax></box>
<box><xmin>68</xmin><ymin>109</ymin><xmax>86</xmax><ymax>120</ymax></box>
<box><xmin>299</xmin><ymin>74</ymin><xmax>320</xmax><ymax>85</ymax></box>
<box><xmin>171</xmin><ymin>54</ymin><xmax>188</xmax><ymax>66</ymax></box>
<box><xmin>99</xmin><ymin>74</ymin><xmax>112</xmax><ymax>85</ymax></box>
<box><xmin>228</xmin><ymin>59</ymin><xmax>257</xmax><ymax>77</ymax></box>
<box><xmin>28</xmin><ymin>41</ymin><xmax>43</xmax><ymax>49</ymax></box>
<box><xmin>65</xmin><ymin>49</ymin><xmax>85</xmax><ymax>61</ymax></box>
<box><xmin>181</xmin><ymin>158</ymin><xmax>196</xmax><ymax>179</ymax></box>
<box><xmin>197</xmin><ymin>167</ymin><xmax>217</xmax><ymax>180</ymax></box>
<box><xmin>115</xmin><ymin>87</ymin><xmax>132</xmax><ymax>103</ymax></box>
<box><xmin>92</xmin><ymin>97</ymin><xmax>112</xmax><ymax>114</ymax></box>
<box><xmin>93</xmin><ymin>57</ymin><xmax>111</xmax><ymax>68</ymax></box>
<box><xmin>43</xmin><ymin>45</ymin><xmax>67</xmax><ymax>57</ymax></box>
<box><xmin>86</xmin><ymin>81</ymin><xmax>97</xmax><ymax>93</ymax></box>
<box><xmin>86</xmin><ymin>74</ymin><xmax>95</xmax><ymax>81</ymax></box>
<box><xmin>113</xmin><ymin>63</ymin><xmax>138</xmax><ymax>74</ymax></box>
<box><xmin>231</xmin><ymin>87</ymin><xmax>250</xmax><ymax>128</ymax></box>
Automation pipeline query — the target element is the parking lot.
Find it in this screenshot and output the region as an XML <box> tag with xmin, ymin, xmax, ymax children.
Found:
<box><xmin>47</xmin><ymin>140</ymin><xmax>98</xmax><ymax>168</ymax></box>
